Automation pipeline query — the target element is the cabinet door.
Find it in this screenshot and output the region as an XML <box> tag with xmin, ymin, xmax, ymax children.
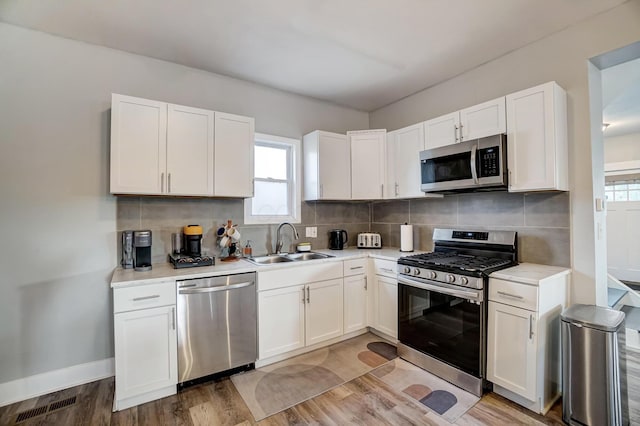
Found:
<box><xmin>487</xmin><ymin>301</ymin><xmax>537</xmax><ymax>401</ymax></box>
<box><xmin>214</xmin><ymin>112</ymin><xmax>255</xmax><ymax>197</ymax></box>
<box><xmin>424</xmin><ymin>111</ymin><xmax>459</xmax><ymax>149</ymax></box>
<box><xmin>344</xmin><ymin>274</ymin><xmax>367</xmax><ymax>333</ymax></box>
<box><xmin>349</xmin><ymin>131</ymin><xmax>386</xmax><ymax>200</ymax></box>
<box><xmin>110</xmin><ymin>94</ymin><xmax>167</xmax><ymax>194</ymax></box>
<box><xmin>166</xmin><ymin>104</ymin><xmax>214</xmax><ymax>196</ymax></box>
<box><xmin>506</xmin><ymin>82</ymin><xmax>566</xmax><ymax>192</ymax></box>
<box><xmin>318</xmin><ymin>132</ymin><xmax>351</xmax><ymax>200</ymax></box>
<box><xmin>375</xmin><ymin>275</ymin><xmax>397</xmax><ymax>338</ymax></box>
<box><xmin>258</xmin><ymin>285</ymin><xmax>305</xmax><ymax>359</ymax></box>
<box><xmin>114</xmin><ymin>305</ymin><xmax>177</xmax><ymax>400</ymax></box>
<box><xmin>389</xmin><ymin>123</ymin><xmax>425</xmax><ymax>198</ymax></box>
<box><xmin>306</xmin><ymin>279</ymin><xmax>344</xmax><ymax>346</ymax></box>
<box><xmin>459</xmin><ymin>97</ymin><xmax>506</xmax><ymax>141</ymax></box>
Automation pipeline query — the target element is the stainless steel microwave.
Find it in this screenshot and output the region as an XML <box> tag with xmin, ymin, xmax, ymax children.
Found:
<box><xmin>420</xmin><ymin>134</ymin><xmax>507</xmax><ymax>193</ymax></box>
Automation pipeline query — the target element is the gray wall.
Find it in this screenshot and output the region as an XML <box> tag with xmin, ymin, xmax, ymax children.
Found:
<box><xmin>372</xmin><ymin>193</ymin><xmax>570</xmax><ymax>267</ymax></box>
<box><xmin>0</xmin><ymin>22</ymin><xmax>367</xmax><ymax>384</ymax></box>
<box><xmin>605</xmin><ymin>132</ymin><xmax>640</xmax><ymax>163</ymax></box>
<box><xmin>369</xmin><ymin>1</ymin><xmax>640</xmax><ymax>304</ymax></box>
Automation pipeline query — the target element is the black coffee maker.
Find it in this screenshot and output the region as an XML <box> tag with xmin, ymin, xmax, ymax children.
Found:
<box><xmin>329</xmin><ymin>229</ymin><xmax>348</xmax><ymax>250</ymax></box>
<box><xmin>132</xmin><ymin>230</ymin><xmax>152</xmax><ymax>271</ymax></box>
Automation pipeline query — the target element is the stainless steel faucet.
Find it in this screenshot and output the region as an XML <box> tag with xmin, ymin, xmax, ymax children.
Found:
<box><xmin>275</xmin><ymin>222</ymin><xmax>299</xmax><ymax>254</ymax></box>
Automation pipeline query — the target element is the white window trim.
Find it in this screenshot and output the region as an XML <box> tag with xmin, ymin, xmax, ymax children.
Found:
<box><xmin>244</xmin><ymin>133</ymin><xmax>301</xmax><ymax>225</ymax></box>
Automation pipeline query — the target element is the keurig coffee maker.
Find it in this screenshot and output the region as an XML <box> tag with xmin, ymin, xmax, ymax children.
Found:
<box><xmin>132</xmin><ymin>230</ymin><xmax>152</xmax><ymax>271</ymax></box>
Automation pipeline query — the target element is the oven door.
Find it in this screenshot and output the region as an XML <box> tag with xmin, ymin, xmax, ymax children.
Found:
<box><xmin>398</xmin><ymin>275</ymin><xmax>486</xmax><ymax>378</ymax></box>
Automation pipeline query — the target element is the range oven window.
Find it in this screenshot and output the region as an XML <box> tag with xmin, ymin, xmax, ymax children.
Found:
<box><xmin>398</xmin><ymin>283</ymin><xmax>482</xmax><ymax>377</ymax></box>
<box><xmin>421</xmin><ymin>152</ymin><xmax>472</xmax><ymax>184</ymax></box>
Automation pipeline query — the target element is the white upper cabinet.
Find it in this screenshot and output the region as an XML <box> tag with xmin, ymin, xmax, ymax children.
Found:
<box><xmin>506</xmin><ymin>82</ymin><xmax>568</xmax><ymax>192</ymax></box>
<box><xmin>349</xmin><ymin>129</ymin><xmax>386</xmax><ymax>200</ymax></box>
<box><xmin>303</xmin><ymin>131</ymin><xmax>351</xmax><ymax>200</ymax></box>
<box><xmin>424</xmin><ymin>111</ymin><xmax>459</xmax><ymax>149</ymax></box>
<box><xmin>386</xmin><ymin>122</ymin><xmax>426</xmax><ymax>198</ymax></box>
<box><xmin>110</xmin><ymin>94</ymin><xmax>167</xmax><ymax>194</ymax></box>
<box><xmin>459</xmin><ymin>97</ymin><xmax>506</xmax><ymax>141</ymax></box>
<box><xmin>424</xmin><ymin>97</ymin><xmax>506</xmax><ymax>150</ymax></box>
<box><xmin>110</xmin><ymin>94</ymin><xmax>254</xmax><ymax>197</ymax></box>
<box><xmin>166</xmin><ymin>104</ymin><xmax>214</xmax><ymax>196</ymax></box>
<box><xmin>214</xmin><ymin>112</ymin><xmax>255</xmax><ymax>197</ymax></box>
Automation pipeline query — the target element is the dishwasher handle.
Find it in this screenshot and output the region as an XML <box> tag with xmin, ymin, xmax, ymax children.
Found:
<box><xmin>178</xmin><ymin>281</ymin><xmax>254</xmax><ymax>294</ymax></box>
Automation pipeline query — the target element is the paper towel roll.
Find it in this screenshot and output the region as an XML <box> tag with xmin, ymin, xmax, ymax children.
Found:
<box><xmin>400</xmin><ymin>224</ymin><xmax>414</xmax><ymax>252</ymax></box>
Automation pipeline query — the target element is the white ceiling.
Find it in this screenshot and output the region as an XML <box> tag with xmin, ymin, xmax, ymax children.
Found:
<box><xmin>0</xmin><ymin>0</ymin><xmax>629</xmax><ymax>111</ymax></box>
<box><xmin>602</xmin><ymin>57</ymin><xmax>640</xmax><ymax>138</ymax></box>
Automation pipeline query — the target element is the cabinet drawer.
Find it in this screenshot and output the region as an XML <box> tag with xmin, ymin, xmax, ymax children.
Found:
<box><xmin>489</xmin><ymin>278</ymin><xmax>537</xmax><ymax>311</ymax></box>
<box><xmin>114</xmin><ymin>280</ymin><xmax>176</xmax><ymax>313</ymax></box>
<box><xmin>343</xmin><ymin>258</ymin><xmax>367</xmax><ymax>276</ymax></box>
<box><xmin>373</xmin><ymin>258</ymin><xmax>397</xmax><ymax>278</ymax></box>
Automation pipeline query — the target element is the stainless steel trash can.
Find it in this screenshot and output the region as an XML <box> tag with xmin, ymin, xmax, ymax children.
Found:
<box><xmin>561</xmin><ymin>304</ymin><xmax>628</xmax><ymax>426</ymax></box>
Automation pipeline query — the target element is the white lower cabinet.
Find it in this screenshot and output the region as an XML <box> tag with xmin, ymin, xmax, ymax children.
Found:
<box><xmin>113</xmin><ymin>280</ymin><xmax>177</xmax><ymax>411</ymax></box>
<box><xmin>487</xmin><ymin>301</ymin><xmax>537</xmax><ymax>401</ymax></box>
<box><xmin>306</xmin><ymin>279</ymin><xmax>344</xmax><ymax>346</ymax></box>
<box><xmin>486</xmin><ymin>263</ymin><xmax>570</xmax><ymax>414</ymax></box>
<box><xmin>258</xmin><ymin>284</ymin><xmax>306</xmax><ymax>359</ymax></box>
<box><xmin>344</xmin><ymin>274</ymin><xmax>368</xmax><ymax>334</ymax></box>
<box><xmin>375</xmin><ymin>275</ymin><xmax>398</xmax><ymax>339</ymax></box>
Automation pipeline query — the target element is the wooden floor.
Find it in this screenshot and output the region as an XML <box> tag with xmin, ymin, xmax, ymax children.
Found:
<box><xmin>4</xmin><ymin>347</ymin><xmax>640</xmax><ymax>425</ymax></box>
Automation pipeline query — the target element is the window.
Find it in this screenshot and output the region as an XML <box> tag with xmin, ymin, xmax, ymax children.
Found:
<box><xmin>605</xmin><ymin>180</ymin><xmax>640</xmax><ymax>202</ymax></box>
<box><xmin>244</xmin><ymin>133</ymin><xmax>301</xmax><ymax>224</ymax></box>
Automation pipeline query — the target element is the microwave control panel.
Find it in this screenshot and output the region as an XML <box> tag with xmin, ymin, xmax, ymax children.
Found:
<box><xmin>478</xmin><ymin>147</ymin><xmax>500</xmax><ymax>177</ymax></box>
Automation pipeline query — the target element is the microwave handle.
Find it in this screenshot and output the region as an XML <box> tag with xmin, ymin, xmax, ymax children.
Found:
<box><xmin>470</xmin><ymin>144</ymin><xmax>478</xmax><ymax>184</ymax></box>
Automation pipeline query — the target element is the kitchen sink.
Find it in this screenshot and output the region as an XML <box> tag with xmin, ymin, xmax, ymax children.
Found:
<box><xmin>245</xmin><ymin>252</ymin><xmax>334</xmax><ymax>265</ymax></box>
<box><xmin>286</xmin><ymin>252</ymin><xmax>334</xmax><ymax>261</ymax></box>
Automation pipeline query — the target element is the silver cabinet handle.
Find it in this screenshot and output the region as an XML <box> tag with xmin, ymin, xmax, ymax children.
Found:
<box><xmin>160</xmin><ymin>172</ymin><xmax>165</xmax><ymax>192</ymax></box>
<box><xmin>171</xmin><ymin>307</ymin><xmax>175</xmax><ymax>330</ymax></box>
<box><xmin>497</xmin><ymin>291</ymin><xmax>524</xmax><ymax>300</ymax></box>
<box><xmin>364</xmin><ymin>276</ymin><xmax>368</xmax><ymax>290</ymax></box>
<box><xmin>306</xmin><ymin>286</ymin><xmax>310</xmax><ymax>303</ymax></box>
<box><xmin>381</xmin><ymin>184</ymin><xmax>384</xmax><ymax>198</ymax></box>
<box><xmin>320</xmin><ymin>184</ymin><xmax>324</xmax><ymax>198</ymax></box>
<box><xmin>529</xmin><ymin>314</ymin><xmax>534</xmax><ymax>339</ymax></box>
<box><xmin>395</xmin><ymin>182</ymin><xmax>399</xmax><ymax>197</ymax></box>
<box><xmin>133</xmin><ymin>295</ymin><xmax>160</xmax><ymax>302</ymax></box>
<box><xmin>454</xmin><ymin>125</ymin><xmax>459</xmax><ymax>142</ymax></box>
<box><xmin>459</xmin><ymin>123</ymin><xmax>464</xmax><ymax>141</ymax></box>
<box><xmin>168</xmin><ymin>173</ymin><xmax>171</xmax><ymax>193</ymax></box>
<box><xmin>350</xmin><ymin>266</ymin><xmax>363</xmax><ymax>270</ymax></box>
<box><xmin>302</xmin><ymin>287</ymin><xmax>306</xmax><ymax>304</ymax></box>
<box><xmin>508</xmin><ymin>169</ymin><xmax>513</xmax><ymax>188</ymax></box>
<box><xmin>381</xmin><ymin>268</ymin><xmax>394</xmax><ymax>273</ymax></box>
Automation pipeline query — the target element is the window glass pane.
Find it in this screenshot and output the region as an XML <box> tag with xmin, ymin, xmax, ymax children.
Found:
<box><xmin>255</xmin><ymin>145</ymin><xmax>287</xmax><ymax>179</ymax></box>
<box><xmin>605</xmin><ymin>191</ymin><xmax>613</xmax><ymax>201</ymax></box>
<box><xmin>629</xmin><ymin>183</ymin><xmax>640</xmax><ymax>190</ymax></box>
<box><xmin>252</xmin><ymin>181</ymin><xmax>289</xmax><ymax>215</ymax></box>
<box><xmin>605</xmin><ymin>184</ymin><xmax>614</xmax><ymax>191</ymax></box>
<box><xmin>614</xmin><ymin>191</ymin><xmax>628</xmax><ymax>202</ymax></box>
<box><xmin>615</xmin><ymin>183</ymin><xmax>628</xmax><ymax>191</ymax></box>
<box><xmin>629</xmin><ymin>190</ymin><xmax>640</xmax><ymax>201</ymax></box>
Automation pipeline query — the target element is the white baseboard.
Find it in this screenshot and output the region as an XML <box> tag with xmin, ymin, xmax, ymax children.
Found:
<box><xmin>0</xmin><ymin>358</ymin><xmax>115</xmax><ymax>407</ymax></box>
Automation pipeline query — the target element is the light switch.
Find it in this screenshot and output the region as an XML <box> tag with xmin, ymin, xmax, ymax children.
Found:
<box><xmin>305</xmin><ymin>227</ymin><xmax>317</xmax><ymax>238</ymax></box>
<box><xmin>595</xmin><ymin>198</ymin><xmax>605</xmax><ymax>212</ymax></box>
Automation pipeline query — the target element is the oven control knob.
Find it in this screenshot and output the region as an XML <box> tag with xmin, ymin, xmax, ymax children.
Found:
<box><xmin>446</xmin><ymin>274</ymin><xmax>456</xmax><ymax>283</ymax></box>
<box><xmin>413</xmin><ymin>268</ymin><xmax>421</xmax><ymax>276</ymax></box>
<box><xmin>429</xmin><ymin>271</ymin><xmax>437</xmax><ymax>279</ymax></box>
<box><xmin>404</xmin><ymin>266</ymin><xmax>411</xmax><ymax>274</ymax></box>
<box><xmin>460</xmin><ymin>277</ymin><xmax>468</xmax><ymax>286</ymax></box>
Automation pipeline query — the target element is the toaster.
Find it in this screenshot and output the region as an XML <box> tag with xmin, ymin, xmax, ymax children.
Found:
<box><xmin>357</xmin><ymin>233</ymin><xmax>381</xmax><ymax>249</ymax></box>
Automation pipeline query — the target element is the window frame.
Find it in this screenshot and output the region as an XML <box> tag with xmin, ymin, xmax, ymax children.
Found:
<box><xmin>605</xmin><ymin>179</ymin><xmax>640</xmax><ymax>202</ymax></box>
<box><xmin>244</xmin><ymin>133</ymin><xmax>301</xmax><ymax>224</ymax></box>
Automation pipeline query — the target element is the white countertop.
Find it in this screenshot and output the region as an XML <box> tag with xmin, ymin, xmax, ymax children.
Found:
<box><xmin>111</xmin><ymin>247</ymin><xmax>418</xmax><ymax>288</ymax></box>
<box><xmin>489</xmin><ymin>262</ymin><xmax>571</xmax><ymax>285</ymax></box>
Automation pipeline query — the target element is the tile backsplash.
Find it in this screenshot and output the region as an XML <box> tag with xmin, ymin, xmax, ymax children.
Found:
<box><xmin>116</xmin><ymin>191</ymin><xmax>570</xmax><ymax>267</ymax></box>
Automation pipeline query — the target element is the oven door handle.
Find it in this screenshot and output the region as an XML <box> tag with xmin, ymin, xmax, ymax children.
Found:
<box><xmin>398</xmin><ymin>276</ymin><xmax>483</xmax><ymax>302</ymax></box>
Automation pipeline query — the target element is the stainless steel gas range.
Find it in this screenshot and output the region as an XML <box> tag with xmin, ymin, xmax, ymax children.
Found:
<box><xmin>396</xmin><ymin>228</ymin><xmax>517</xmax><ymax>397</ymax></box>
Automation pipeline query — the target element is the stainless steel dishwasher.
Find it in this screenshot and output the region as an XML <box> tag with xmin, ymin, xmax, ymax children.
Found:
<box><xmin>177</xmin><ymin>272</ymin><xmax>257</xmax><ymax>384</ymax></box>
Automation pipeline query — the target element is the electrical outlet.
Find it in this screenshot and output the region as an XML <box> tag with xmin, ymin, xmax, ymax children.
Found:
<box><xmin>305</xmin><ymin>227</ymin><xmax>317</xmax><ymax>238</ymax></box>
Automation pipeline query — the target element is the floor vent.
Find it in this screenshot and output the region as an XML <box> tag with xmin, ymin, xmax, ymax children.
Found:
<box><xmin>48</xmin><ymin>395</ymin><xmax>77</xmax><ymax>412</ymax></box>
<box><xmin>14</xmin><ymin>396</ymin><xmax>77</xmax><ymax>423</ymax></box>
<box><xmin>15</xmin><ymin>405</ymin><xmax>48</xmax><ymax>423</ymax></box>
